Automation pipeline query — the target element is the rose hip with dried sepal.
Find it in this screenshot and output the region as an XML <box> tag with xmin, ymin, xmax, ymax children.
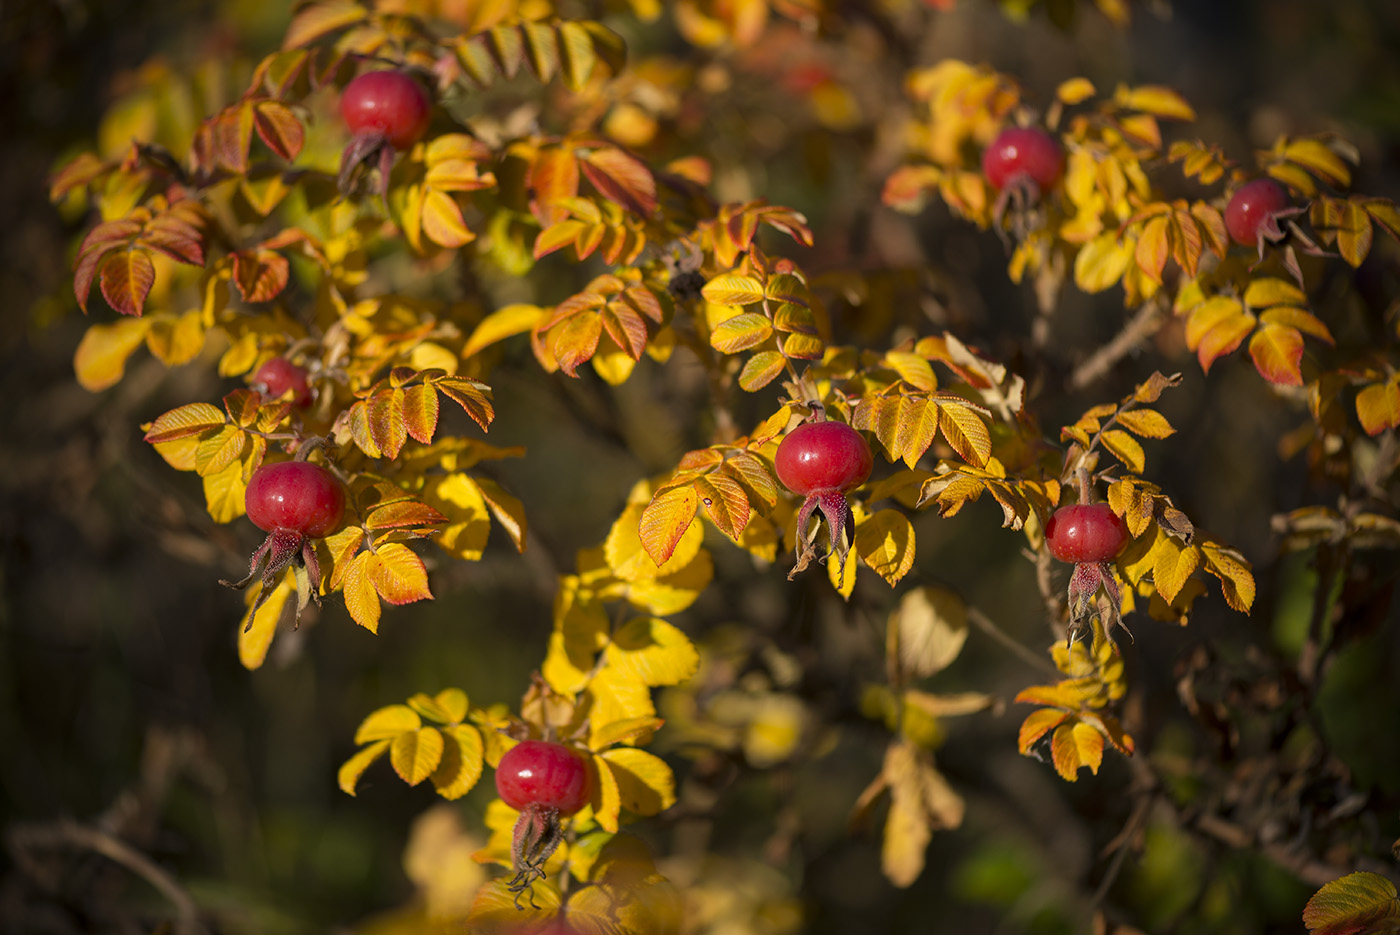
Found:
<box><xmin>1045</xmin><ymin>502</ymin><xmax>1130</xmax><ymax>639</ymax></box>
<box><xmin>337</xmin><ymin>69</ymin><xmax>433</xmax><ymax>206</ymax></box>
<box><xmin>981</xmin><ymin>125</ymin><xmax>1064</xmax><ymax>244</ymax></box>
<box><xmin>251</xmin><ymin>357</ymin><xmax>313</xmax><ymax>409</ymax></box>
<box><xmin>495</xmin><ymin>739</ymin><xmax>592</xmax><ymax>906</ymax></box>
<box><xmin>775</xmin><ymin>406</ymin><xmax>873</xmax><ymax>579</ymax></box>
<box><xmin>220</xmin><ymin>442</ymin><xmax>346</xmax><ymax>627</ymax></box>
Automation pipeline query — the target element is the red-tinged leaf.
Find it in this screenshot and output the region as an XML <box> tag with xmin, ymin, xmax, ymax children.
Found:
<box><xmin>366</xmin><ymin>542</ymin><xmax>433</xmax><ymax>605</ymax></box>
<box><xmin>142</xmin><ymin>211</ymin><xmax>205</xmax><ymax>266</ymax></box>
<box><xmin>1193</xmin><ymin>308</ymin><xmax>1256</xmax><ymax>374</ymax></box>
<box><xmin>366</xmin><ymin>500</ymin><xmax>449</xmax><ymax>532</ymax></box>
<box><xmin>232</xmin><ymin>249</ymin><xmax>289</xmax><ymax>303</ymax></box>
<box><xmin>695</xmin><ymin>471</ymin><xmax>750</xmax><ymax>541</ymax></box>
<box><xmin>282</xmin><ymin>0</ymin><xmax>366</xmax><ymax>48</ymax></box>
<box><xmin>1248</xmin><ymin>323</ymin><xmax>1305</xmax><ymax>386</ymax></box>
<box><xmin>548</xmin><ymin>310</ymin><xmax>603</xmax><ymax>377</ymax></box>
<box><xmin>1303</xmin><ymin>872</ymin><xmax>1400</xmax><ymax>935</ymax></box>
<box><xmin>1356</xmin><ymin>377</ymin><xmax>1400</xmax><ymax>436</ymax></box>
<box><xmin>98</xmin><ymin>249</ymin><xmax>156</xmax><ymax>317</ymax></box>
<box><xmin>621</xmin><ymin>285</ymin><xmax>664</xmax><ymax>324</ymax></box>
<box><xmin>602</xmin><ymin>303</ymin><xmax>647</xmax><ymax>361</ymax></box>
<box><xmin>143</xmin><ymin>402</ymin><xmax>227</xmax><ymax>443</ymax></box>
<box><xmin>432</xmin><ymin>376</ymin><xmax>494</xmax><ymax>430</ymax></box>
<box><xmin>882</xmin><ymin>165</ymin><xmax>942</xmax><ymax>212</ymax></box>
<box><xmin>529</xmin><ymin>146</ymin><xmax>579</xmax><ymax>226</ymax></box>
<box><xmin>1260</xmin><ymin>306</ymin><xmax>1333</xmax><ymax>345</ymax></box>
<box><xmin>223</xmin><ymin>389</ymin><xmax>261</xmax><ymax>428</ymax></box>
<box><xmin>710</xmin><ymin>312</ymin><xmax>773</xmax><ymax>354</ymax></box>
<box><xmin>1134</xmin><ymin>215</ymin><xmax>1170</xmax><ymax>284</ymax></box>
<box><xmin>581</xmin><ymin>148</ymin><xmax>657</xmax><ymax>217</ymax></box>
<box><xmin>739</xmin><ymin>350</ymin><xmax>786</xmax><ymax>391</ymax></box>
<box><xmin>722</xmin><ymin>451</ymin><xmax>779</xmax><ymax>507</ymax></box>
<box><xmin>1169</xmin><ymin>206</ymin><xmax>1204</xmax><ymax>277</ymax></box>
<box><xmin>640</xmin><ymin>485</ymin><xmax>700</xmax><ymax>566</ymax></box>
<box><xmin>74</xmin><ymin>317</ymin><xmax>151</xmax><ymax>391</ymax></box>
<box><xmin>402</xmin><ymin>383</ymin><xmax>439</xmax><ymax>444</ymax></box>
<box><xmin>1018</xmin><ymin>708</ymin><xmax>1072</xmax><ymax>754</ymax></box>
<box><xmin>253</xmin><ymin>99</ymin><xmax>304</xmax><ymax>162</ymax></box>
<box><xmin>215</xmin><ymin>104</ymin><xmax>255</xmax><ymax>174</ymax></box>
<box><xmin>1050</xmin><ymin>721</ymin><xmax>1105</xmax><ymax>781</ymax></box>
<box><xmin>422</xmin><ymin>189</ymin><xmax>474</xmax><ymax>248</ymax></box>
<box><xmin>347</xmin><ymin>400</ymin><xmax>381</xmax><ymax>458</ymax></box>
<box><xmin>50</xmin><ymin>152</ymin><xmax>110</xmax><ymax>202</ymax></box>
<box><xmin>938</xmin><ymin>401</ymin><xmax>991</xmax><ymax>468</ymax></box>
<box><xmin>367</xmin><ymin>388</ymin><xmax>408</xmax><ymax>460</ymax></box>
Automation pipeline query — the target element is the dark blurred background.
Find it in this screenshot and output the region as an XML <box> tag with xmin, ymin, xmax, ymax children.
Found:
<box><xmin>2</xmin><ymin>1</ymin><xmax>1399</xmax><ymax>932</ymax></box>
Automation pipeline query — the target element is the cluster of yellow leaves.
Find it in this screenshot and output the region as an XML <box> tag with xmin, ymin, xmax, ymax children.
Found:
<box><xmin>1016</xmin><ymin>621</ymin><xmax>1134</xmax><ymax>781</ymax></box>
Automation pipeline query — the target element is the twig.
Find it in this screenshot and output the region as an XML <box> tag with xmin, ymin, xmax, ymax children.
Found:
<box><xmin>1068</xmin><ymin>296</ymin><xmax>1168</xmax><ymax>391</ymax></box>
<box><xmin>8</xmin><ymin>819</ymin><xmax>206</xmax><ymax>935</ymax></box>
<box><xmin>966</xmin><ymin>606</ymin><xmax>1061</xmax><ymax>677</ymax></box>
<box><xmin>1090</xmin><ymin>792</ymin><xmax>1154</xmax><ymax>909</ymax></box>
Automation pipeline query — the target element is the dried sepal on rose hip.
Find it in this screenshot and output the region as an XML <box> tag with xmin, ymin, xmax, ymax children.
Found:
<box><xmin>1045</xmin><ymin>502</ymin><xmax>1130</xmax><ymax>640</ymax></box>
<box><xmin>775</xmin><ymin>406</ymin><xmax>873</xmax><ymax>580</ymax></box>
<box><xmin>495</xmin><ymin>739</ymin><xmax>592</xmax><ymax>906</ymax></box>
<box><xmin>337</xmin><ymin>69</ymin><xmax>433</xmax><ymax>205</ymax></box>
<box><xmin>220</xmin><ymin>441</ymin><xmax>346</xmax><ymax>628</ymax></box>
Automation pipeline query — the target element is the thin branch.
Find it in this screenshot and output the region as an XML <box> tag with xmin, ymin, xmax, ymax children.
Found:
<box><xmin>8</xmin><ymin>819</ymin><xmax>206</xmax><ymax>935</ymax></box>
<box><xmin>1068</xmin><ymin>295</ymin><xmax>1168</xmax><ymax>391</ymax></box>
<box><xmin>966</xmin><ymin>606</ymin><xmax>1061</xmax><ymax>677</ymax></box>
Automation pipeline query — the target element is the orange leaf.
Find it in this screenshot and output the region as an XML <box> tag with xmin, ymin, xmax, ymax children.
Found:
<box><xmin>432</xmin><ymin>375</ymin><xmax>495</xmax><ymax>430</ymax></box>
<box><xmin>695</xmin><ymin>471</ymin><xmax>750</xmax><ymax>541</ymax></box>
<box><xmin>581</xmin><ymin>147</ymin><xmax>657</xmax><ymax>217</ymax></box>
<box><xmin>529</xmin><ymin>146</ymin><xmax>579</xmax><ymax>226</ymax></box>
<box><xmin>1248</xmin><ymin>323</ymin><xmax>1305</xmax><ymax>386</ymax></box>
<box><xmin>1050</xmin><ymin>720</ymin><xmax>1104</xmax><ymax>781</ymax></box>
<box><xmin>639</xmin><ymin>485</ymin><xmax>700</xmax><ymax>566</ymax></box>
<box><xmin>252</xmin><ymin>99</ymin><xmax>304</xmax><ymax>162</ymax></box>
<box><xmin>367</xmin><ymin>388</ymin><xmax>408</xmax><ymax>460</ymax></box>
<box><xmin>547</xmin><ymin>309</ymin><xmax>603</xmax><ymax>377</ymax></box>
<box><xmin>1134</xmin><ymin>216</ymin><xmax>1169</xmax><ymax>284</ymax></box>
<box><xmin>99</xmin><ymin>248</ymin><xmax>156</xmax><ymax>317</ymax></box>
<box><xmin>232</xmin><ymin>249</ymin><xmax>289</xmax><ymax>303</ymax></box>
<box><xmin>937</xmin><ymin>400</ymin><xmax>991</xmax><ymax>468</ymax></box>
<box><xmin>341</xmin><ymin>551</ymin><xmax>381</xmax><ymax>633</ymax></box>
<box><xmin>1356</xmin><ymin>377</ymin><xmax>1400</xmax><ymax>436</ymax></box>
<box><xmin>367</xmin><ymin>542</ymin><xmax>433</xmax><ymax>605</ymax></box>
<box><xmin>1018</xmin><ymin>708</ymin><xmax>1071</xmax><ymax>754</ymax></box>
<box><xmin>422</xmin><ymin>189</ymin><xmax>474</xmax><ymax>248</ymax></box>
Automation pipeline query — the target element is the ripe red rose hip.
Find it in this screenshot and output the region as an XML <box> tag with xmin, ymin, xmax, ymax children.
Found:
<box><xmin>775</xmin><ymin>421</ymin><xmax>873</xmax><ymax>496</ymax></box>
<box><xmin>340</xmin><ymin>71</ymin><xmax>432</xmax><ymax>150</ymax></box>
<box><xmin>1225</xmin><ymin>178</ymin><xmax>1290</xmax><ymax>247</ymax></box>
<box><xmin>1046</xmin><ymin>503</ymin><xmax>1128</xmax><ymax>564</ymax></box>
<box><xmin>252</xmin><ymin>357</ymin><xmax>313</xmax><ymax>408</ymax></box>
<box><xmin>496</xmin><ymin>740</ymin><xmax>591</xmax><ymax>815</ymax></box>
<box><xmin>982</xmin><ymin>126</ymin><xmax>1065</xmax><ymax>192</ymax></box>
<box><xmin>246</xmin><ymin>461</ymin><xmax>346</xmax><ymax>538</ymax></box>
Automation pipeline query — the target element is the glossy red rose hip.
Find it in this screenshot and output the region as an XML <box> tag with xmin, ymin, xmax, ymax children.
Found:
<box><xmin>1046</xmin><ymin>503</ymin><xmax>1129</xmax><ymax>564</ymax></box>
<box><xmin>252</xmin><ymin>357</ymin><xmax>313</xmax><ymax>408</ymax></box>
<box><xmin>340</xmin><ymin>71</ymin><xmax>432</xmax><ymax>150</ymax></box>
<box><xmin>496</xmin><ymin>740</ymin><xmax>591</xmax><ymax>815</ymax></box>
<box><xmin>1225</xmin><ymin>178</ymin><xmax>1289</xmax><ymax>246</ymax></box>
<box><xmin>982</xmin><ymin>127</ymin><xmax>1065</xmax><ymax>191</ymax></box>
<box><xmin>245</xmin><ymin>461</ymin><xmax>346</xmax><ymax>538</ymax></box>
<box><xmin>775</xmin><ymin>421</ymin><xmax>873</xmax><ymax>495</ymax></box>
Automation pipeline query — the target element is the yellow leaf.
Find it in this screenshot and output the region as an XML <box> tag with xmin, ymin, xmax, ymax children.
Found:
<box><xmin>338</xmin><ymin>739</ymin><xmax>390</xmax><ymax>797</ymax></box>
<box><xmin>889</xmin><ymin>585</ymin><xmax>967</xmax><ymax>679</ymax></box>
<box><xmin>1073</xmin><ymin>232</ymin><xmax>1133</xmax><ymax>294</ymax></box>
<box><xmin>466</xmin><ymin>880</ymin><xmax>562</xmax><ymax>932</ymax></box>
<box><xmin>1356</xmin><ymin>376</ymin><xmax>1400</xmax><ymax>436</ymax></box>
<box><xmin>589</xmin><ymin>750</ymin><xmax>622</xmax><ymax>833</ymax></box>
<box><xmin>1283</xmin><ymin>138</ymin><xmax>1352</xmax><ymax>188</ymax></box>
<box><xmin>144</xmin><ymin>310</ymin><xmax>206</xmax><ymax>366</ymax></box>
<box><xmin>430</xmin><ymin>725</ymin><xmax>484</xmax><ymax>800</ymax></box>
<box><xmin>937</xmin><ymin>400</ymin><xmax>991</xmax><ymax>467</ymax></box>
<box><xmin>1056</xmin><ymin>77</ymin><xmax>1096</xmax><ymax>104</ymax></box>
<box><xmin>625</xmin><ymin>546</ymin><xmax>713</xmax><ymax>616</ymax></box>
<box><xmin>237</xmin><ymin>572</ymin><xmax>293</xmax><ymax>670</ymax></box>
<box><xmin>367</xmin><ymin>542</ymin><xmax>433</xmax><ymax>605</ymax></box>
<box><xmin>695</xmin><ymin>471</ymin><xmax>750</xmax><ymax>540</ymax></box>
<box><xmin>391</xmin><ymin>727</ymin><xmax>445</xmax><ymax>786</ymax></box>
<box><xmin>589</xmin><ymin>716</ymin><xmax>664</xmax><ymax>750</ymax></box>
<box><xmin>202</xmin><ymin>460</ymin><xmax>247</xmax><ymax>523</ymax></box>
<box><xmin>1051</xmin><ymin>720</ymin><xmax>1105</xmax><ymax>780</ymax></box>
<box><xmin>341</xmin><ymin>551</ymin><xmax>381</xmax><ymax>633</ymax></box>
<box><xmin>195</xmin><ymin>424</ymin><xmax>247</xmax><ymax>477</ymax></box>
<box><xmin>1018</xmin><ymin>708</ymin><xmax>1071</xmax><ymax>754</ymax></box>
<box><xmin>1201</xmin><ymin>541</ymin><xmax>1256</xmax><ymax>613</ymax></box>
<box><xmin>827</xmin><ymin>537</ymin><xmax>857</xmax><ymax>598</ymax></box>
<box><xmin>700</xmin><ymin>273</ymin><xmax>765</xmax><ymax>306</ymax></box>
<box><xmin>462</xmin><ymin>303</ymin><xmax>546</xmax><ymax>358</ymax></box>
<box><xmin>855</xmin><ymin>509</ymin><xmax>915</xmax><ymax>586</ymax></box>
<box><xmin>585</xmin><ymin>669</ymin><xmax>656</xmax><ymax>749</ymax></box>
<box><xmin>743</xmin><ymin>693</ymin><xmax>806</xmax><ymax>767</ymax></box>
<box><xmin>599</xmin><ymin>748</ymin><xmax>676</xmax><ymax>815</ymax></box>
<box><xmin>709</xmin><ymin>312</ymin><xmax>773</xmax><ymax>354</ymax></box>
<box><xmin>604</xmin><ymin>617</ymin><xmax>700</xmax><ymax>687</ymax></box>
<box><xmin>1101</xmin><ymin>429</ymin><xmax>1145</xmax><ymax>474</ymax></box>
<box><xmin>1243</xmin><ymin>276</ymin><xmax>1306</xmax><ymax>309</ymax></box>
<box><xmin>1135</xmin><ymin>215</ymin><xmax>1170</xmax><ymax>284</ymax></box>
<box><xmin>1302</xmin><ymin>871</ymin><xmax>1400</xmax><ymax>935</ymax></box>
<box><xmin>1115</xmin><ymin>408</ymin><xmax>1174</xmax><ymax>439</ymax></box>
<box><xmin>1115</xmin><ymin>84</ymin><xmax>1196</xmax><ymax>121</ymax></box>
<box><xmin>1259</xmin><ymin>306</ymin><xmax>1334</xmax><ymax>345</ymax></box>
<box><xmin>426</xmin><ymin>473</ymin><xmax>490</xmax><ymax>561</ymax></box>
<box><xmin>355</xmin><ymin>705</ymin><xmax>422</xmax><ymax>743</ymax></box>
<box><xmin>74</xmin><ymin>317</ymin><xmax>151</xmax><ymax>391</ymax></box>
<box><xmin>1152</xmin><ymin>536</ymin><xmax>1201</xmax><ymax>605</ymax></box>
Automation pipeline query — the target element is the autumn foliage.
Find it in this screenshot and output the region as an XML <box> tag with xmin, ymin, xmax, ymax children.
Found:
<box><xmin>28</xmin><ymin>0</ymin><xmax>1400</xmax><ymax>932</ymax></box>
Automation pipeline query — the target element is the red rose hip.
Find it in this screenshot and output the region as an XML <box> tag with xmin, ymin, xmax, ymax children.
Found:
<box><xmin>340</xmin><ymin>70</ymin><xmax>432</xmax><ymax>150</ymax></box>
<box><xmin>252</xmin><ymin>357</ymin><xmax>313</xmax><ymax>408</ymax></box>
<box><xmin>496</xmin><ymin>740</ymin><xmax>591</xmax><ymax>815</ymax></box>
<box><xmin>1045</xmin><ymin>503</ymin><xmax>1129</xmax><ymax>564</ymax></box>
<box><xmin>1224</xmin><ymin>178</ymin><xmax>1290</xmax><ymax>247</ymax></box>
<box><xmin>775</xmin><ymin>421</ymin><xmax>873</xmax><ymax>495</ymax></box>
<box><xmin>982</xmin><ymin>126</ymin><xmax>1065</xmax><ymax>192</ymax></box>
